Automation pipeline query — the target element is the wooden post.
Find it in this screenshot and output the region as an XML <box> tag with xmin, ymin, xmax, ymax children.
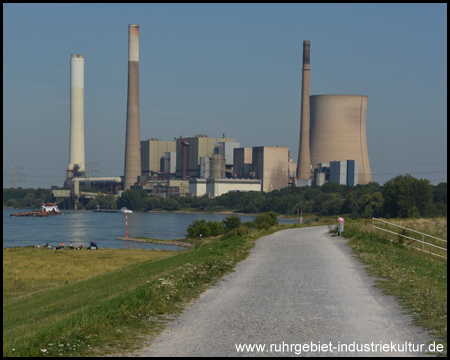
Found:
<box><xmin>32</xmin><ymin>277</ymin><xmax>34</xmax><ymax>288</ymax></box>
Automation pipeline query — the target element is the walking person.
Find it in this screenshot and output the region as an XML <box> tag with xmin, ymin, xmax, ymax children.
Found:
<box><xmin>337</xmin><ymin>215</ymin><xmax>345</xmax><ymax>236</ymax></box>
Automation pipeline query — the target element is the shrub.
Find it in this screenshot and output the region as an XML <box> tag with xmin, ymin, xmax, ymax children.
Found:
<box><xmin>207</xmin><ymin>221</ymin><xmax>224</xmax><ymax>236</ymax></box>
<box><xmin>222</xmin><ymin>215</ymin><xmax>242</xmax><ymax>232</ymax></box>
<box><xmin>242</xmin><ymin>221</ymin><xmax>255</xmax><ymax>229</ymax></box>
<box><xmin>186</xmin><ymin>219</ymin><xmax>211</xmax><ymax>239</ymax></box>
<box><xmin>253</xmin><ymin>211</ymin><xmax>278</xmax><ymax>229</ymax></box>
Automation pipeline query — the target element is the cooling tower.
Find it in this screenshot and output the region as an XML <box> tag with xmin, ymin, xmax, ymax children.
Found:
<box><xmin>309</xmin><ymin>95</ymin><xmax>373</xmax><ymax>184</ymax></box>
<box><xmin>69</xmin><ymin>54</ymin><xmax>85</xmax><ymax>173</ymax></box>
<box><xmin>296</xmin><ymin>41</ymin><xmax>311</xmax><ymax>179</ymax></box>
<box><xmin>123</xmin><ymin>24</ymin><xmax>141</xmax><ymax>190</ymax></box>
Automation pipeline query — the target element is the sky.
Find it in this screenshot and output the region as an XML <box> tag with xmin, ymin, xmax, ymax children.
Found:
<box><xmin>3</xmin><ymin>4</ymin><xmax>447</xmax><ymax>189</ymax></box>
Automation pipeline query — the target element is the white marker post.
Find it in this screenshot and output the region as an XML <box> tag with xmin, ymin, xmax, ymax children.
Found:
<box><xmin>300</xmin><ymin>209</ymin><xmax>303</xmax><ymax>224</ymax></box>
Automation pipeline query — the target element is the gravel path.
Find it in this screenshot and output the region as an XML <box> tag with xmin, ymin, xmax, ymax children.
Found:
<box><xmin>127</xmin><ymin>226</ymin><xmax>436</xmax><ymax>357</ymax></box>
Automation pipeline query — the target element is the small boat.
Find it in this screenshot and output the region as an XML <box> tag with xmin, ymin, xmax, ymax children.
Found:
<box><xmin>119</xmin><ymin>207</ymin><xmax>133</xmax><ymax>214</ymax></box>
<box><xmin>11</xmin><ymin>203</ymin><xmax>62</xmax><ymax>217</ymax></box>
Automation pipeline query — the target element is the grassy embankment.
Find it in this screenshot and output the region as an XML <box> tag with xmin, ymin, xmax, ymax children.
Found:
<box><xmin>3</xmin><ymin>221</ymin><xmax>316</xmax><ymax>357</ymax></box>
<box><xmin>339</xmin><ymin>218</ymin><xmax>447</xmax><ymax>355</ymax></box>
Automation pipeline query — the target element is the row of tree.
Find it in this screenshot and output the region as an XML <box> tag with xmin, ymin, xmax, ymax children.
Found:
<box><xmin>3</xmin><ymin>175</ymin><xmax>447</xmax><ymax>219</ymax></box>
<box><xmin>113</xmin><ymin>175</ymin><xmax>447</xmax><ymax>219</ymax></box>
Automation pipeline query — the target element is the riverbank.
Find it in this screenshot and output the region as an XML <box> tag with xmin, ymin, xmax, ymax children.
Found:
<box><xmin>117</xmin><ymin>237</ymin><xmax>194</xmax><ymax>248</ymax></box>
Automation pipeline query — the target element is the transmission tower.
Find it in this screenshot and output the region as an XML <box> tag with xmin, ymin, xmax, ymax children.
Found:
<box><xmin>4</xmin><ymin>161</ymin><xmax>26</xmax><ymax>188</ymax></box>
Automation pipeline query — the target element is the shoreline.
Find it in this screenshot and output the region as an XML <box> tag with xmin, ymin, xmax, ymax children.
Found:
<box><xmin>117</xmin><ymin>237</ymin><xmax>193</xmax><ymax>248</ymax></box>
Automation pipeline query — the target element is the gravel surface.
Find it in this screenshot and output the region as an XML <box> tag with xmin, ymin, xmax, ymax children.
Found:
<box><xmin>126</xmin><ymin>226</ymin><xmax>436</xmax><ymax>357</ymax></box>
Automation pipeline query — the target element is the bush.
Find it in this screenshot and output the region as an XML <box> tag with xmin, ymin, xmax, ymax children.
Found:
<box><xmin>253</xmin><ymin>211</ymin><xmax>278</xmax><ymax>229</ymax></box>
<box><xmin>222</xmin><ymin>215</ymin><xmax>242</xmax><ymax>232</ymax></box>
<box><xmin>242</xmin><ymin>221</ymin><xmax>255</xmax><ymax>228</ymax></box>
<box><xmin>206</xmin><ymin>221</ymin><xmax>224</xmax><ymax>236</ymax></box>
<box><xmin>186</xmin><ymin>219</ymin><xmax>211</xmax><ymax>239</ymax></box>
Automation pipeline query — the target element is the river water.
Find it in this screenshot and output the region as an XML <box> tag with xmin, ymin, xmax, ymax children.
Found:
<box><xmin>3</xmin><ymin>209</ymin><xmax>298</xmax><ymax>251</ymax></box>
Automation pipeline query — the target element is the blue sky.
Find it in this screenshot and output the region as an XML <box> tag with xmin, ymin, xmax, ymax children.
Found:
<box><xmin>3</xmin><ymin>4</ymin><xmax>447</xmax><ymax>189</ymax></box>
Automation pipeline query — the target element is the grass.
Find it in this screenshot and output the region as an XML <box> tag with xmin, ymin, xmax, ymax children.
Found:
<box><xmin>339</xmin><ymin>218</ymin><xmax>447</xmax><ymax>356</ymax></box>
<box><xmin>3</xmin><ymin>247</ymin><xmax>173</xmax><ymax>300</ymax></box>
<box><xmin>6</xmin><ymin>216</ymin><xmax>441</xmax><ymax>357</ymax></box>
<box><xmin>4</xmin><ymin>222</ymin><xmax>309</xmax><ymax>357</ymax></box>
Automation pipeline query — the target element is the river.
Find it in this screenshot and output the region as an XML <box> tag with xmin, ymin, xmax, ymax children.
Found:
<box><xmin>3</xmin><ymin>209</ymin><xmax>298</xmax><ymax>250</ymax></box>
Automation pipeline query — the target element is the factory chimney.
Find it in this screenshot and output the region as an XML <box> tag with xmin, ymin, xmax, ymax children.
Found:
<box><xmin>68</xmin><ymin>54</ymin><xmax>85</xmax><ymax>175</ymax></box>
<box><xmin>296</xmin><ymin>40</ymin><xmax>311</xmax><ymax>180</ymax></box>
<box><xmin>123</xmin><ymin>24</ymin><xmax>141</xmax><ymax>190</ymax></box>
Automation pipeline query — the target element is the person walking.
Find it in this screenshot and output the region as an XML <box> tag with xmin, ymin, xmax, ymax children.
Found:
<box><xmin>337</xmin><ymin>215</ymin><xmax>345</xmax><ymax>236</ymax></box>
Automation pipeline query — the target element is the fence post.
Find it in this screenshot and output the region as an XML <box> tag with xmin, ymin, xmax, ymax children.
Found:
<box><xmin>32</xmin><ymin>277</ymin><xmax>34</xmax><ymax>288</ymax></box>
<box><xmin>422</xmin><ymin>234</ymin><xmax>424</xmax><ymax>251</ymax></box>
<box><xmin>372</xmin><ymin>217</ymin><xmax>374</xmax><ymax>230</ymax></box>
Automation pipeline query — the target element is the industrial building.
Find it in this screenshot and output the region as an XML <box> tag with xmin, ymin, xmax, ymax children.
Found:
<box><xmin>131</xmin><ymin>179</ymin><xmax>189</xmax><ymax>197</ymax></box>
<box><xmin>175</xmin><ymin>135</ymin><xmax>238</xmax><ymax>179</ymax></box>
<box><xmin>253</xmin><ymin>146</ymin><xmax>292</xmax><ymax>193</ymax></box>
<box><xmin>141</xmin><ymin>138</ymin><xmax>176</xmax><ymax>176</ymax></box>
<box><xmin>310</xmin><ymin>95</ymin><xmax>372</xmax><ymax>184</ymax></box>
<box><xmin>189</xmin><ymin>178</ymin><xmax>261</xmax><ymax>198</ymax></box>
<box><xmin>233</xmin><ymin>146</ymin><xmax>294</xmax><ymax>193</ymax></box>
<box><xmin>233</xmin><ymin>148</ymin><xmax>253</xmax><ymax>179</ymax></box>
<box><xmin>329</xmin><ymin>160</ymin><xmax>359</xmax><ymax>186</ymax></box>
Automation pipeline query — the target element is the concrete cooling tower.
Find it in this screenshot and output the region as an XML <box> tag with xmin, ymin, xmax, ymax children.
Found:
<box><xmin>309</xmin><ymin>94</ymin><xmax>373</xmax><ymax>184</ymax></box>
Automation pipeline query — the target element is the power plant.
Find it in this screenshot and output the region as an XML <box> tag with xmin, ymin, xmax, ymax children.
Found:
<box><xmin>68</xmin><ymin>54</ymin><xmax>85</xmax><ymax>177</ymax></box>
<box><xmin>123</xmin><ymin>24</ymin><xmax>142</xmax><ymax>190</ymax></box>
<box><xmin>295</xmin><ymin>40</ymin><xmax>373</xmax><ymax>186</ymax></box>
<box><xmin>56</xmin><ymin>33</ymin><xmax>375</xmax><ymax>207</ymax></box>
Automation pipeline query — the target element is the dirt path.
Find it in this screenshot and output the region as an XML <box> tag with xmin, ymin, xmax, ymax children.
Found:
<box><xmin>125</xmin><ymin>226</ymin><xmax>436</xmax><ymax>357</ymax></box>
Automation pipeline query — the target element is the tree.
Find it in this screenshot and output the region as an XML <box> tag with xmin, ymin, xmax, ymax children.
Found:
<box><xmin>241</xmin><ymin>191</ymin><xmax>266</xmax><ymax>213</ymax></box>
<box><xmin>145</xmin><ymin>195</ymin><xmax>162</xmax><ymax>210</ymax></box>
<box><xmin>382</xmin><ymin>174</ymin><xmax>433</xmax><ymax>218</ymax></box>
<box><xmin>433</xmin><ymin>182</ymin><xmax>447</xmax><ymax>204</ymax></box>
<box><xmin>162</xmin><ymin>197</ymin><xmax>180</xmax><ymax>211</ymax></box>
<box><xmin>117</xmin><ymin>189</ymin><xmax>148</xmax><ymax>211</ymax></box>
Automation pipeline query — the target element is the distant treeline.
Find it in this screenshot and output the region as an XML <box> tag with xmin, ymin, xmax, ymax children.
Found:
<box><xmin>3</xmin><ymin>175</ymin><xmax>447</xmax><ymax>219</ymax></box>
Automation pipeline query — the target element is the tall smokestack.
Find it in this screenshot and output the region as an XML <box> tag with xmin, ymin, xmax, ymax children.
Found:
<box><xmin>69</xmin><ymin>54</ymin><xmax>85</xmax><ymax>174</ymax></box>
<box><xmin>123</xmin><ymin>24</ymin><xmax>141</xmax><ymax>190</ymax></box>
<box><xmin>296</xmin><ymin>40</ymin><xmax>311</xmax><ymax>180</ymax></box>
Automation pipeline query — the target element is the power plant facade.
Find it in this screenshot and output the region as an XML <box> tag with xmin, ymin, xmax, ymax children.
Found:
<box><xmin>68</xmin><ymin>54</ymin><xmax>85</xmax><ymax>174</ymax></box>
<box><xmin>296</xmin><ymin>40</ymin><xmax>311</xmax><ymax>180</ymax></box>
<box><xmin>309</xmin><ymin>94</ymin><xmax>373</xmax><ymax>184</ymax></box>
<box><xmin>123</xmin><ymin>24</ymin><xmax>141</xmax><ymax>190</ymax></box>
<box><xmin>141</xmin><ymin>139</ymin><xmax>176</xmax><ymax>176</ymax></box>
<box><xmin>59</xmin><ymin>34</ymin><xmax>374</xmax><ymax>206</ymax></box>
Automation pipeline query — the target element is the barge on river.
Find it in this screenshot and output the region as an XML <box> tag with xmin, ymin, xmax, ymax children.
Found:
<box><xmin>10</xmin><ymin>203</ymin><xmax>62</xmax><ymax>217</ymax></box>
